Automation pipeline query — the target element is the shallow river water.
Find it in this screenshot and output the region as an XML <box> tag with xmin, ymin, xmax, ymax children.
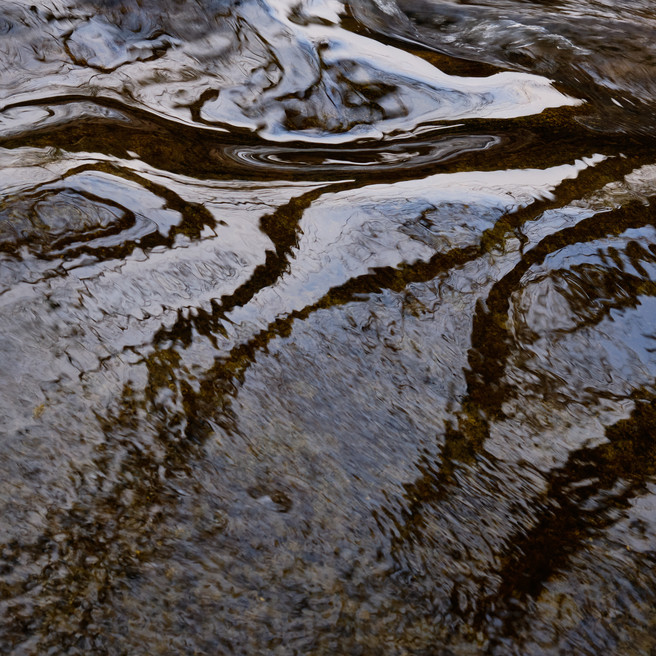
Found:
<box><xmin>1</xmin><ymin>1</ymin><xmax>656</xmax><ymax>654</ymax></box>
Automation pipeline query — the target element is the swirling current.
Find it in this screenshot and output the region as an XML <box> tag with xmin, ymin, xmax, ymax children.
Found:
<box><xmin>1</xmin><ymin>0</ymin><xmax>656</xmax><ymax>654</ymax></box>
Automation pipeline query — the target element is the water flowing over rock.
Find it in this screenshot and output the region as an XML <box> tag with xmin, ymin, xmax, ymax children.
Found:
<box><xmin>1</xmin><ymin>0</ymin><xmax>656</xmax><ymax>654</ymax></box>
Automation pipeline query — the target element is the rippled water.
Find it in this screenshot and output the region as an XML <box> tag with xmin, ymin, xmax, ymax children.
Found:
<box><xmin>1</xmin><ymin>0</ymin><xmax>656</xmax><ymax>653</ymax></box>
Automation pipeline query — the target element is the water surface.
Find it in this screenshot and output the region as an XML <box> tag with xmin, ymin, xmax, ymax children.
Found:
<box><xmin>1</xmin><ymin>0</ymin><xmax>656</xmax><ymax>654</ymax></box>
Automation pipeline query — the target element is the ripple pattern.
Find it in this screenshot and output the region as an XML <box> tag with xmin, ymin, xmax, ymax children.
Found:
<box><xmin>1</xmin><ymin>0</ymin><xmax>656</xmax><ymax>654</ymax></box>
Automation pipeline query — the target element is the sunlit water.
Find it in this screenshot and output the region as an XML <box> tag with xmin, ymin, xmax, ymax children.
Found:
<box><xmin>1</xmin><ymin>0</ymin><xmax>656</xmax><ymax>654</ymax></box>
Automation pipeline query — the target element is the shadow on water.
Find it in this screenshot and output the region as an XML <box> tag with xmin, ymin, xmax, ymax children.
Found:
<box><xmin>3</xmin><ymin>156</ymin><xmax>656</xmax><ymax>652</ymax></box>
<box><xmin>379</xmin><ymin>195</ymin><xmax>656</xmax><ymax>647</ymax></box>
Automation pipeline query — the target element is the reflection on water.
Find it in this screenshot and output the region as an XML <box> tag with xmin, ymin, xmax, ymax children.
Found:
<box><xmin>1</xmin><ymin>0</ymin><xmax>656</xmax><ymax>654</ymax></box>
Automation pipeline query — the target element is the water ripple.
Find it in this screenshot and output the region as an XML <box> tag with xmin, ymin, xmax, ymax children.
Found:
<box><xmin>2</xmin><ymin>0</ymin><xmax>656</xmax><ymax>654</ymax></box>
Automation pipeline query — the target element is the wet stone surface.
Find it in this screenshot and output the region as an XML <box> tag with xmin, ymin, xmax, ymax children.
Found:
<box><xmin>1</xmin><ymin>0</ymin><xmax>656</xmax><ymax>654</ymax></box>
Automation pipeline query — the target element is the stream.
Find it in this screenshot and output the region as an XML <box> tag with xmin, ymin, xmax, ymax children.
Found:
<box><xmin>1</xmin><ymin>0</ymin><xmax>656</xmax><ymax>653</ymax></box>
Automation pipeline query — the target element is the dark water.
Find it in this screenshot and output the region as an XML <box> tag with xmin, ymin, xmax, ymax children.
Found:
<box><xmin>1</xmin><ymin>0</ymin><xmax>656</xmax><ymax>653</ymax></box>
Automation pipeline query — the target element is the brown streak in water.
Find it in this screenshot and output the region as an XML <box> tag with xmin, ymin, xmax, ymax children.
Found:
<box><xmin>384</xmin><ymin>197</ymin><xmax>656</xmax><ymax>561</ymax></box>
